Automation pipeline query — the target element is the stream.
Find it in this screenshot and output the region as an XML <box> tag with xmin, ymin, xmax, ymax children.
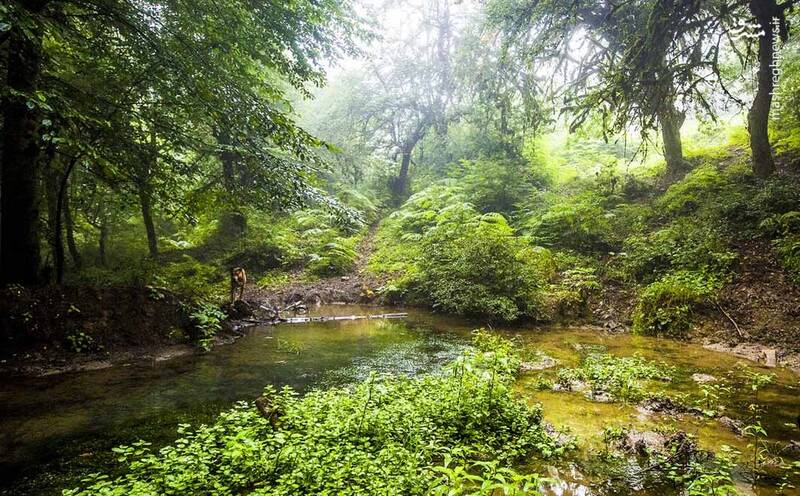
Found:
<box><xmin>0</xmin><ymin>305</ymin><xmax>798</xmax><ymax>495</ymax></box>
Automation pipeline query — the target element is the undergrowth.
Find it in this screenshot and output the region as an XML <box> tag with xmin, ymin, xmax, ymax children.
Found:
<box><xmin>64</xmin><ymin>331</ymin><xmax>569</xmax><ymax>495</ymax></box>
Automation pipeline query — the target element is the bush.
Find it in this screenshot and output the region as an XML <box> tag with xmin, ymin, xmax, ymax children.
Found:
<box><xmin>524</xmin><ymin>192</ymin><xmax>616</xmax><ymax>253</ymax></box>
<box><xmin>632</xmin><ymin>271</ymin><xmax>722</xmax><ymax>337</ymax></box>
<box><xmin>411</xmin><ymin>213</ymin><xmax>549</xmax><ymax>321</ymax></box>
<box><xmin>620</xmin><ymin>219</ymin><xmax>737</xmax><ymax>283</ymax></box>
<box><xmin>188</xmin><ymin>301</ymin><xmax>226</xmax><ymax>350</ymax></box>
<box><xmin>64</xmin><ymin>332</ymin><xmax>566</xmax><ymax>496</ymax></box>
<box><xmin>762</xmin><ymin>211</ymin><xmax>800</xmax><ymax>284</ymax></box>
<box><xmin>450</xmin><ymin>157</ymin><xmax>542</xmax><ymax>215</ymax></box>
<box><xmin>307</xmin><ymin>238</ymin><xmax>358</xmax><ymax>277</ymax></box>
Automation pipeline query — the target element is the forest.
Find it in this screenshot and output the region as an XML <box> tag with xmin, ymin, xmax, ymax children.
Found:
<box><xmin>1</xmin><ymin>0</ymin><xmax>800</xmax><ymax>495</ymax></box>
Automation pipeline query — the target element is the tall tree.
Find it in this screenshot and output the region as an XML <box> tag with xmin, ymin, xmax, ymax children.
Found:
<box><xmin>747</xmin><ymin>0</ymin><xmax>795</xmax><ymax>178</ymax></box>
<box><xmin>1</xmin><ymin>0</ymin><xmax>362</xmax><ymax>283</ymax></box>
<box><xmin>486</xmin><ymin>0</ymin><xmax>743</xmax><ymax>179</ymax></box>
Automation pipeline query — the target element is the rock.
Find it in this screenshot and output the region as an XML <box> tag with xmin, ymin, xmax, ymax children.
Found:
<box><xmin>586</xmin><ymin>390</ymin><xmax>613</xmax><ymax>402</ymax></box>
<box><xmin>519</xmin><ymin>355</ymin><xmax>557</xmax><ymax>372</ymax></box>
<box><xmin>718</xmin><ymin>416</ymin><xmax>744</xmax><ymax>435</ymax></box>
<box><xmin>255</xmin><ymin>395</ymin><xmax>282</xmax><ymax>429</ymax></box>
<box><xmin>543</xmin><ymin>422</ymin><xmax>575</xmax><ymax>448</ymax></box>
<box><xmin>691</xmin><ymin>373</ymin><xmax>718</xmax><ymax>384</ymax></box>
<box><xmin>621</xmin><ymin>430</ymin><xmax>667</xmax><ymax>455</ymax></box>
<box><xmin>764</xmin><ymin>349</ymin><xmax>777</xmax><ymax>368</ymax></box>
<box><xmin>553</xmin><ymin>380</ymin><xmax>588</xmax><ymax>393</ymax></box>
<box><xmin>223</xmin><ymin>299</ymin><xmax>253</xmax><ymax>319</ymax></box>
<box><xmin>340</xmin><ymin>276</ymin><xmax>351</xmax><ymax>281</ymax></box>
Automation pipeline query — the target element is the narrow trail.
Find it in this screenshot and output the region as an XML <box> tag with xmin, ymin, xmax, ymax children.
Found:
<box><xmin>250</xmin><ymin>222</ymin><xmax>390</xmax><ymax>307</ymax></box>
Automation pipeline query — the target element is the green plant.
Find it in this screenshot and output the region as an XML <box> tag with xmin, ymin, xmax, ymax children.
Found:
<box><xmin>65</xmin><ymin>330</ymin><xmax>99</xmax><ymax>353</ymax></box>
<box><xmin>411</xmin><ymin>213</ymin><xmax>549</xmax><ymax>321</ymax></box>
<box><xmin>524</xmin><ymin>192</ymin><xmax>616</xmax><ymax>253</ymax></box>
<box><xmin>694</xmin><ymin>382</ymin><xmax>732</xmax><ymax>417</ymax></box>
<box><xmin>189</xmin><ymin>302</ymin><xmax>226</xmax><ymax>351</ymax></box>
<box><xmin>307</xmin><ymin>239</ymin><xmax>358</xmax><ymax>277</ymax></box>
<box><xmin>621</xmin><ymin>219</ymin><xmax>737</xmax><ymax>283</ymax></box>
<box><xmin>632</xmin><ymin>270</ymin><xmax>722</xmax><ymax>337</ymax></box>
<box><xmin>556</xmin><ymin>352</ymin><xmax>673</xmax><ymax>402</ymax></box>
<box><xmin>64</xmin><ymin>332</ymin><xmax>567</xmax><ymax>496</ymax></box>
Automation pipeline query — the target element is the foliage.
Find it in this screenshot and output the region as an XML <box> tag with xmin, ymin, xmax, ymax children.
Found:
<box><xmin>188</xmin><ymin>302</ymin><xmax>226</xmax><ymax>351</ymax></box>
<box><xmin>523</xmin><ymin>192</ymin><xmax>616</xmax><ymax>253</ymax></box>
<box><xmin>556</xmin><ymin>352</ymin><xmax>673</xmax><ymax>402</ymax></box>
<box><xmin>307</xmin><ymin>239</ymin><xmax>358</xmax><ymax>277</ymax></box>
<box><xmin>64</xmin><ymin>331</ymin><xmax>567</xmax><ymax>495</ymax></box>
<box><xmin>65</xmin><ymin>330</ymin><xmax>100</xmax><ymax>354</ymax></box>
<box><xmin>632</xmin><ymin>271</ymin><xmax>722</xmax><ymax>337</ymax></box>
<box><xmin>449</xmin><ymin>157</ymin><xmax>545</xmax><ymax>215</ymax></box>
<box><xmin>761</xmin><ymin>211</ymin><xmax>800</xmax><ymax>284</ymax></box>
<box><xmin>620</xmin><ymin>219</ymin><xmax>737</xmax><ymax>283</ymax></box>
<box><xmin>410</xmin><ymin>211</ymin><xmax>550</xmax><ymax>321</ymax></box>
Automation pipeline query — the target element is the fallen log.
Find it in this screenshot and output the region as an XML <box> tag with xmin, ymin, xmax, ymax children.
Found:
<box><xmin>242</xmin><ymin>312</ymin><xmax>408</xmax><ymax>326</ymax></box>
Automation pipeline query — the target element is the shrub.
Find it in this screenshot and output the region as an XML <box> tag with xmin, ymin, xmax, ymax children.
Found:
<box><xmin>153</xmin><ymin>255</ymin><xmax>223</xmax><ymax>300</ymax></box>
<box><xmin>307</xmin><ymin>238</ymin><xmax>358</xmax><ymax>277</ymax></box>
<box><xmin>450</xmin><ymin>157</ymin><xmax>542</xmax><ymax>215</ymax></box>
<box><xmin>762</xmin><ymin>211</ymin><xmax>800</xmax><ymax>284</ymax></box>
<box><xmin>620</xmin><ymin>219</ymin><xmax>737</xmax><ymax>283</ymax></box>
<box><xmin>188</xmin><ymin>302</ymin><xmax>226</xmax><ymax>351</ymax></box>
<box><xmin>524</xmin><ymin>192</ymin><xmax>616</xmax><ymax>253</ymax></box>
<box><xmin>411</xmin><ymin>213</ymin><xmax>549</xmax><ymax>321</ymax></box>
<box><xmin>547</xmin><ymin>266</ymin><xmax>601</xmax><ymax>317</ymax></box>
<box><xmin>64</xmin><ymin>332</ymin><xmax>566</xmax><ymax>496</ymax></box>
<box><xmin>632</xmin><ymin>271</ymin><xmax>722</xmax><ymax>337</ymax></box>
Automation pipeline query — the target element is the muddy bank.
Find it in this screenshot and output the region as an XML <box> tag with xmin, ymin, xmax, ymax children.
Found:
<box><xmin>0</xmin><ymin>285</ymin><xmax>208</xmax><ymax>377</ymax></box>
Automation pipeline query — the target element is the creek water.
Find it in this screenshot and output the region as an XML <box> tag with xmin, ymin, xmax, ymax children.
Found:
<box><xmin>0</xmin><ymin>305</ymin><xmax>797</xmax><ymax>495</ymax></box>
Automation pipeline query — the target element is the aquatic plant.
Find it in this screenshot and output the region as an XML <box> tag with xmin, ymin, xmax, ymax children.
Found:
<box><xmin>64</xmin><ymin>331</ymin><xmax>567</xmax><ymax>495</ymax></box>
<box><xmin>556</xmin><ymin>352</ymin><xmax>673</xmax><ymax>402</ymax></box>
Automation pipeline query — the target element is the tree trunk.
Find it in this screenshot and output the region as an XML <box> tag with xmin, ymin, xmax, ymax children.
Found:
<box><xmin>657</xmin><ymin>105</ymin><xmax>689</xmax><ymax>180</ymax></box>
<box><xmin>216</xmin><ymin>125</ymin><xmax>237</xmax><ymax>194</ymax></box>
<box><xmin>64</xmin><ymin>184</ymin><xmax>81</xmax><ymax>269</ymax></box>
<box><xmin>392</xmin><ymin>151</ymin><xmax>412</xmax><ymax>205</ymax></box>
<box><xmin>748</xmin><ymin>0</ymin><xmax>778</xmax><ymax>178</ymax></box>
<box><xmin>138</xmin><ymin>185</ymin><xmax>158</xmax><ymax>257</ymax></box>
<box><xmin>43</xmin><ymin>163</ymin><xmax>61</xmax><ymax>283</ymax></box>
<box><xmin>0</xmin><ymin>25</ymin><xmax>44</xmax><ymax>284</ymax></box>
<box><xmin>98</xmin><ymin>214</ymin><xmax>108</xmax><ymax>267</ymax></box>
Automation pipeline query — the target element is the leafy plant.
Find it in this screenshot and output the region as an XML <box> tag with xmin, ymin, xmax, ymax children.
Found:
<box><xmin>556</xmin><ymin>352</ymin><xmax>673</xmax><ymax>402</ymax></box>
<box><xmin>632</xmin><ymin>270</ymin><xmax>722</xmax><ymax>337</ymax></box>
<box><xmin>188</xmin><ymin>302</ymin><xmax>226</xmax><ymax>351</ymax></box>
<box><xmin>64</xmin><ymin>331</ymin><xmax>568</xmax><ymax>496</ymax></box>
<box><xmin>65</xmin><ymin>330</ymin><xmax>99</xmax><ymax>354</ymax></box>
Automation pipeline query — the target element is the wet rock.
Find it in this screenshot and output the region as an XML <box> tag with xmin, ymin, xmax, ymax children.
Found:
<box><xmin>781</xmin><ymin>440</ymin><xmax>800</xmax><ymax>456</ymax></box>
<box><xmin>543</xmin><ymin>422</ymin><xmax>575</xmax><ymax>448</ymax></box>
<box><xmin>638</xmin><ymin>395</ymin><xmax>685</xmax><ymax>414</ymax></box>
<box><xmin>717</xmin><ymin>416</ymin><xmax>744</xmax><ymax>435</ymax></box>
<box><xmin>620</xmin><ymin>430</ymin><xmax>667</xmax><ymax>456</ymax></box>
<box><xmin>255</xmin><ymin>395</ymin><xmax>282</xmax><ymax>429</ymax></box>
<box><xmin>703</xmin><ymin>342</ymin><xmax>786</xmax><ymax>369</ymax></box>
<box><xmin>586</xmin><ymin>390</ymin><xmax>613</xmax><ymax>402</ymax></box>
<box><xmin>519</xmin><ymin>355</ymin><xmax>557</xmax><ymax>372</ymax></box>
<box><xmin>223</xmin><ymin>300</ymin><xmax>254</xmax><ymax>319</ymax></box>
<box><xmin>691</xmin><ymin>373</ymin><xmax>718</xmax><ymax>384</ymax></box>
<box><xmin>553</xmin><ymin>380</ymin><xmax>588</xmax><ymax>393</ymax></box>
<box><xmin>764</xmin><ymin>349</ymin><xmax>777</xmax><ymax>368</ymax></box>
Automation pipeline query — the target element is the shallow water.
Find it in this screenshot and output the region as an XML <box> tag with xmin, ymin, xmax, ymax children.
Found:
<box><xmin>0</xmin><ymin>307</ymin><xmax>797</xmax><ymax>495</ymax></box>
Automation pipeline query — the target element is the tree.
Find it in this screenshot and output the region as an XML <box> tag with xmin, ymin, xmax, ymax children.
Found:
<box><xmin>339</xmin><ymin>0</ymin><xmax>458</xmax><ymax>204</ymax></box>
<box><xmin>486</xmin><ymin>0</ymin><xmax>743</xmax><ymax>179</ymax></box>
<box><xmin>1</xmin><ymin>0</ymin><xmax>362</xmax><ymax>283</ymax></box>
<box><xmin>747</xmin><ymin>0</ymin><xmax>796</xmax><ymax>178</ymax></box>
